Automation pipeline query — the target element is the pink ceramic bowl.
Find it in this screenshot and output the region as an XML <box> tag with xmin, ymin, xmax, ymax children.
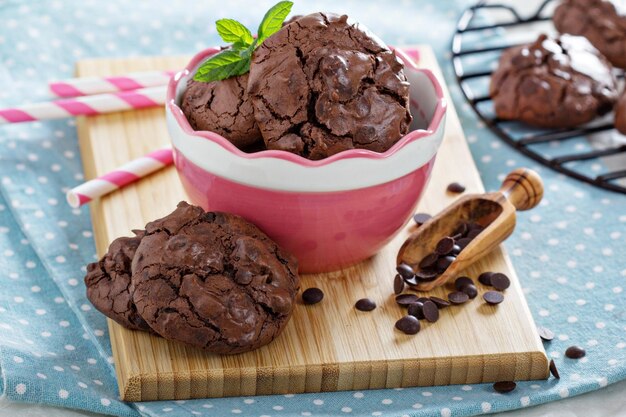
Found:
<box><xmin>166</xmin><ymin>47</ymin><xmax>447</xmax><ymax>273</ymax></box>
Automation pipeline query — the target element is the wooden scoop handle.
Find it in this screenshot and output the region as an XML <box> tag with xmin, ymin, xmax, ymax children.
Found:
<box><xmin>499</xmin><ymin>168</ymin><xmax>543</xmax><ymax>211</ymax></box>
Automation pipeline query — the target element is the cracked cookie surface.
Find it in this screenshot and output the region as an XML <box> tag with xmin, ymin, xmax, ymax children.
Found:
<box><xmin>554</xmin><ymin>0</ymin><xmax>626</xmax><ymax>69</ymax></box>
<box><xmin>181</xmin><ymin>73</ymin><xmax>261</xmax><ymax>150</ymax></box>
<box><xmin>131</xmin><ymin>202</ymin><xmax>300</xmax><ymax>354</ymax></box>
<box><xmin>489</xmin><ymin>34</ymin><xmax>617</xmax><ymax>128</ymax></box>
<box><xmin>85</xmin><ymin>230</ymin><xmax>151</xmax><ymax>332</ymax></box>
<box><xmin>248</xmin><ymin>12</ymin><xmax>412</xmax><ymax>160</ymax></box>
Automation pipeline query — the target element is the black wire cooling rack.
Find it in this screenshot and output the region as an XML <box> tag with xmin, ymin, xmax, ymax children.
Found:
<box><xmin>451</xmin><ymin>0</ymin><xmax>626</xmax><ymax>194</ymax></box>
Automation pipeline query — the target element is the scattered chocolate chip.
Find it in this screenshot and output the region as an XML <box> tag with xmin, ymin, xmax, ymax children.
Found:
<box><xmin>416</xmin><ymin>297</ymin><xmax>431</xmax><ymax>303</ymax></box>
<box><xmin>565</xmin><ymin>345</ymin><xmax>586</xmax><ymax>359</ymax></box>
<box><xmin>395</xmin><ymin>293</ymin><xmax>419</xmax><ymax>306</ymax></box>
<box><xmin>490</xmin><ymin>273</ymin><xmax>511</xmax><ymax>291</ymax></box>
<box><xmin>448</xmin><ymin>291</ymin><xmax>470</xmax><ymax>304</ymax></box>
<box><xmin>415</xmin><ymin>269</ymin><xmax>439</xmax><ymax>281</ymax></box>
<box><xmin>447</xmin><ymin>182</ymin><xmax>466</xmax><ymax>193</ymax></box>
<box><xmin>403</xmin><ymin>275</ymin><xmax>418</xmax><ymax>287</ymax></box>
<box><xmin>422</xmin><ymin>300</ymin><xmax>440</xmax><ymax>323</ymax></box>
<box><xmin>493</xmin><ymin>381</ymin><xmax>516</xmax><ymax>393</ymax></box>
<box><xmin>478</xmin><ymin>271</ymin><xmax>494</xmax><ymax>286</ymax></box>
<box><xmin>483</xmin><ymin>290</ymin><xmax>504</xmax><ymax>305</ymax></box>
<box><xmin>418</xmin><ymin>253</ymin><xmax>439</xmax><ymax>269</ymax></box>
<box><xmin>462</xmin><ymin>284</ymin><xmax>478</xmax><ymax>299</ymax></box>
<box><xmin>549</xmin><ymin>359</ymin><xmax>560</xmax><ymax>379</ymax></box>
<box><xmin>395</xmin><ymin>315</ymin><xmax>421</xmax><ymax>335</ymax></box>
<box><xmin>355</xmin><ymin>298</ymin><xmax>376</xmax><ymax>312</ymax></box>
<box><xmin>435</xmin><ymin>237</ymin><xmax>455</xmax><ymax>256</ymax></box>
<box><xmin>302</xmin><ymin>288</ymin><xmax>324</xmax><ymax>305</ymax></box>
<box><xmin>454</xmin><ymin>276</ymin><xmax>474</xmax><ymax>291</ymax></box>
<box><xmin>407</xmin><ymin>302</ymin><xmax>425</xmax><ymax>319</ymax></box>
<box><xmin>456</xmin><ymin>237</ymin><xmax>472</xmax><ymax>250</ymax></box>
<box><xmin>429</xmin><ymin>296</ymin><xmax>451</xmax><ymax>309</ymax></box>
<box><xmin>396</xmin><ymin>263</ymin><xmax>415</xmax><ymax>281</ymax></box>
<box><xmin>537</xmin><ymin>326</ymin><xmax>555</xmax><ymax>342</ymax></box>
<box><xmin>393</xmin><ymin>274</ymin><xmax>405</xmax><ymax>295</ymax></box>
<box><xmin>436</xmin><ymin>255</ymin><xmax>455</xmax><ymax>272</ymax></box>
<box><xmin>413</xmin><ymin>212</ymin><xmax>432</xmax><ymax>226</ymax></box>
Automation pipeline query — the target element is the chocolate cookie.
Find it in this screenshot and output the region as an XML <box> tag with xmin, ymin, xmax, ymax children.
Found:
<box><xmin>554</xmin><ymin>0</ymin><xmax>626</xmax><ymax>69</ymax></box>
<box><xmin>248</xmin><ymin>12</ymin><xmax>412</xmax><ymax>160</ymax></box>
<box><xmin>490</xmin><ymin>34</ymin><xmax>617</xmax><ymax>128</ymax></box>
<box><xmin>181</xmin><ymin>73</ymin><xmax>261</xmax><ymax>150</ymax></box>
<box><xmin>131</xmin><ymin>202</ymin><xmax>300</xmax><ymax>354</ymax></box>
<box><xmin>84</xmin><ymin>230</ymin><xmax>151</xmax><ymax>332</ymax></box>
<box><xmin>614</xmin><ymin>90</ymin><xmax>626</xmax><ymax>134</ymax></box>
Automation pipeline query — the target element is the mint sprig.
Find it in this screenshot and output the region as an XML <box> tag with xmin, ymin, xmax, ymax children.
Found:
<box><xmin>194</xmin><ymin>1</ymin><xmax>294</xmax><ymax>83</ymax></box>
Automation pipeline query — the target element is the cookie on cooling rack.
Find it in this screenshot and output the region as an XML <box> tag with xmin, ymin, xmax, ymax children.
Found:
<box><xmin>489</xmin><ymin>34</ymin><xmax>617</xmax><ymax>128</ymax></box>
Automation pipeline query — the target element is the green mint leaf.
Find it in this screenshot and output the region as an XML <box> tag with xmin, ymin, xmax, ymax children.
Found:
<box><xmin>193</xmin><ymin>48</ymin><xmax>251</xmax><ymax>83</ymax></box>
<box><xmin>257</xmin><ymin>1</ymin><xmax>293</xmax><ymax>43</ymax></box>
<box><xmin>216</xmin><ymin>18</ymin><xmax>254</xmax><ymax>45</ymax></box>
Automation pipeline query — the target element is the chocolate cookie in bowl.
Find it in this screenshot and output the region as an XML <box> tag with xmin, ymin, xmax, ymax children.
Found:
<box><xmin>554</xmin><ymin>0</ymin><xmax>626</xmax><ymax>69</ymax></box>
<box><xmin>247</xmin><ymin>12</ymin><xmax>412</xmax><ymax>160</ymax></box>
<box><xmin>181</xmin><ymin>73</ymin><xmax>262</xmax><ymax>150</ymax></box>
<box><xmin>130</xmin><ymin>202</ymin><xmax>300</xmax><ymax>354</ymax></box>
<box><xmin>489</xmin><ymin>34</ymin><xmax>618</xmax><ymax>128</ymax></box>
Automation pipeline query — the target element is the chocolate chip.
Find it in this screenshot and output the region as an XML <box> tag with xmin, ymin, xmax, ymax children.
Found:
<box><xmin>537</xmin><ymin>326</ymin><xmax>555</xmax><ymax>342</ymax></box>
<box><xmin>565</xmin><ymin>345</ymin><xmax>586</xmax><ymax>359</ymax></box>
<box><xmin>493</xmin><ymin>381</ymin><xmax>516</xmax><ymax>393</ymax></box>
<box><xmin>435</xmin><ymin>237</ymin><xmax>455</xmax><ymax>256</ymax></box>
<box><xmin>466</xmin><ymin>229</ymin><xmax>482</xmax><ymax>239</ymax></box>
<box><xmin>415</xmin><ymin>269</ymin><xmax>439</xmax><ymax>281</ymax></box>
<box><xmin>407</xmin><ymin>302</ymin><xmax>425</xmax><ymax>319</ymax></box>
<box><xmin>429</xmin><ymin>296</ymin><xmax>451</xmax><ymax>309</ymax></box>
<box><xmin>395</xmin><ymin>315</ymin><xmax>421</xmax><ymax>335</ymax></box>
<box><xmin>549</xmin><ymin>359</ymin><xmax>560</xmax><ymax>379</ymax></box>
<box><xmin>478</xmin><ymin>272</ymin><xmax>494</xmax><ymax>286</ymax></box>
<box><xmin>416</xmin><ymin>297</ymin><xmax>431</xmax><ymax>303</ymax></box>
<box><xmin>355</xmin><ymin>298</ymin><xmax>376</xmax><ymax>312</ymax></box>
<box><xmin>403</xmin><ymin>275</ymin><xmax>418</xmax><ymax>287</ymax></box>
<box><xmin>393</xmin><ymin>274</ymin><xmax>404</xmax><ymax>295</ymax></box>
<box><xmin>454</xmin><ymin>276</ymin><xmax>474</xmax><ymax>291</ymax></box>
<box><xmin>447</xmin><ymin>182</ymin><xmax>466</xmax><ymax>193</ymax></box>
<box><xmin>436</xmin><ymin>255</ymin><xmax>455</xmax><ymax>272</ymax></box>
<box><xmin>396</xmin><ymin>263</ymin><xmax>415</xmax><ymax>281</ymax></box>
<box><xmin>483</xmin><ymin>290</ymin><xmax>504</xmax><ymax>305</ymax></box>
<box><xmin>422</xmin><ymin>300</ymin><xmax>439</xmax><ymax>323</ymax></box>
<box><xmin>456</xmin><ymin>237</ymin><xmax>472</xmax><ymax>249</ymax></box>
<box><xmin>418</xmin><ymin>253</ymin><xmax>438</xmax><ymax>269</ymax></box>
<box><xmin>413</xmin><ymin>212</ymin><xmax>432</xmax><ymax>226</ymax></box>
<box><xmin>468</xmin><ymin>222</ymin><xmax>484</xmax><ymax>232</ymax></box>
<box><xmin>448</xmin><ymin>291</ymin><xmax>469</xmax><ymax>304</ymax></box>
<box><xmin>462</xmin><ymin>284</ymin><xmax>478</xmax><ymax>299</ymax></box>
<box><xmin>302</xmin><ymin>288</ymin><xmax>324</xmax><ymax>305</ymax></box>
<box><xmin>395</xmin><ymin>293</ymin><xmax>419</xmax><ymax>306</ymax></box>
<box><xmin>490</xmin><ymin>273</ymin><xmax>511</xmax><ymax>291</ymax></box>
<box><xmin>450</xmin><ymin>244</ymin><xmax>461</xmax><ymax>255</ymax></box>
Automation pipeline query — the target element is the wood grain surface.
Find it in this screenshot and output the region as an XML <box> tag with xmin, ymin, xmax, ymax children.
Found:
<box><xmin>75</xmin><ymin>46</ymin><xmax>549</xmax><ymax>402</ymax></box>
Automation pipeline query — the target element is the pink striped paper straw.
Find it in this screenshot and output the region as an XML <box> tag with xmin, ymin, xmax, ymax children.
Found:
<box><xmin>0</xmin><ymin>86</ymin><xmax>165</xmax><ymax>125</ymax></box>
<box><xmin>49</xmin><ymin>71</ymin><xmax>175</xmax><ymax>97</ymax></box>
<box><xmin>66</xmin><ymin>147</ymin><xmax>174</xmax><ymax>208</ymax></box>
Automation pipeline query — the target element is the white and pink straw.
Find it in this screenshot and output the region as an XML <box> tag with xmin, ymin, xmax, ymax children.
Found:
<box><xmin>0</xmin><ymin>86</ymin><xmax>166</xmax><ymax>124</ymax></box>
<box><xmin>66</xmin><ymin>147</ymin><xmax>174</xmax><ymax>208</ymax></box>
<box><xmin>49</xmin><ymin>71</ymin><xmax>175</xmax><ymax>97</ymax></box>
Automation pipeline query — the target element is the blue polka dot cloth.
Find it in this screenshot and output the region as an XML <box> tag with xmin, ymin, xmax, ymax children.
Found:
<box><xmin>0</xmin><ymin>1</ymin><xmax>624</xmax><ymax>417</ymax></box>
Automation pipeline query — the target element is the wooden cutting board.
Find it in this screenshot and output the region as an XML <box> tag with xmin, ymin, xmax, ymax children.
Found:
<box><xmin>76</xmin><ymin>46</ymin><xmax>548</xmax><ymax>402</ymax></box>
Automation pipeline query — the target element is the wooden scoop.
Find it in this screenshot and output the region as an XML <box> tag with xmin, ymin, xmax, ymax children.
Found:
<box><xmin>397</xmin><ymin>168</ymin><xmax>544</xmax><ymax>291</ymax></box>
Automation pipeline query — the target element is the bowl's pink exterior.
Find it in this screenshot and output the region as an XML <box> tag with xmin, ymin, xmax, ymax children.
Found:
<box><xmin>166</xmin><ymin>46</ymin><xmax>446</xmax><ymax>273</ymax></box>
<box><xmin>174</xmin><ymin>149</ymin><xmax>436</xmax><ymax>273</ymax></box>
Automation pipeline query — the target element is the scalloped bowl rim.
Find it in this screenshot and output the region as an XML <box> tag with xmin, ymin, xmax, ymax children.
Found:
<box><xmin>166</xmin><ymin>46</ymin><xmax>446</xmax><ymax>168</ymax></box>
